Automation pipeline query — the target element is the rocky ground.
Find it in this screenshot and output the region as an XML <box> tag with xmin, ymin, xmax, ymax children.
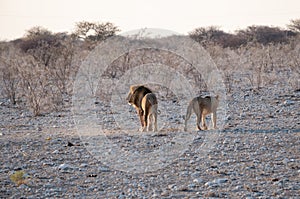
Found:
<box><xmin>0</xmin><ymin>78</ymin><xmax>300</xmax><ymax>198</ymax></box>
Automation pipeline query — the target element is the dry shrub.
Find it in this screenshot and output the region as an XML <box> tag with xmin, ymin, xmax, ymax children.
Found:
<box><xmin>18</xmin><ymin>55</ymin><xmax>63</xmax><ymax>116</ymax></box>
<box><xmin>0</xmin><ymin>44</ymin><xmax>20</xmax><ymax>105</ymax></box>
<box><xmin>10</xmin><ymin>171</ymin><xmax>27</xmax><ymax>186</ymax></box>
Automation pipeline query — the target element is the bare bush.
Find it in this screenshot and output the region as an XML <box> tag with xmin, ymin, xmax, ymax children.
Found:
<box><xmin>18</xmin><ymin>55</ymin><xmax>62</xmax><ymax>116</ymax></box>
<box><xmin>47</xmin><ymin>36</ymin><xmax>76</xmax><ymax>100</ymax></box>
<box><xmin>19</xmin><ymin>28</ymin><xmax>77</xmax><ymax>108</ymax></box>
<box><xmin>237</xmin><ymin>25</ymin><xmax>292</xmax><ymax>45</ymax></box>
<box><xmin>189</xmin><ymin>26</ymin><xmax>247</xmax><ymax>48</ymax></box>
<box><xmin>241</xmin><ymin>44</ymin><xmax>268</xmax><ymax>90</ymax></box>
<box><xmin>190</xmin><ymin>25</ymin><xmax>297</xmax><ymax>49</ymax></box>
<box><xmin>0</xmin><ymin>43</ymin><xmax>20</xmax><ymax>105</ymax></box>
<box><xmin>0</xmin><ymin>33</ymin><xmax>77</xmax><ymax>116</ymax></box>
<box><xmin>205</xmin><ymin>45</ymin><xmax>240</xmax><ymax>92</ymax></box>
<box><xmin>288</xmin><ymin>39</ymin><xmax>300</xmax><ymax>74</ymax></box>
<box><xmin>286</xmin><ymin>37</ymin><xmax>300</xmax><ymax>90</ymax></box>
<box><xmin>19</xmin><ymin>27</ymin><xmax>59</xmax><ymax>67</ymax></box>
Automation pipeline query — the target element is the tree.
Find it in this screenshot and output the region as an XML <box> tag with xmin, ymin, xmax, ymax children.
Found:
<box><xmin>24</xmin><ymin>26</ymin><xmax>52</xmax><ymax>39</ymax></box>
<box><xmin>19</xmin><ymin>26</ymin><xmax>61</xmax><ymax>66</ymax></box>
<box><xmin>189</xmin><ymin>26</ymin><xmax>247</xmax><ymax>48</ymax></box>
<box><xmin>73</xmin><ymin>21</ymin><xmax>120</xmax><ymax>41</ymax></box>
<box><xmin>189</xmin><ymin>26</ymin><xmax>225</xmax><ymax>45</ymax></box>
<box><xmin>287</xmin><ymin>19</ymin><xmax>300</xmax><ymax>33</ymax></box>
<box><xmin>237</xmin><ymin>26</ymin><xmax>289</xmax><ymax>45</ymax></box>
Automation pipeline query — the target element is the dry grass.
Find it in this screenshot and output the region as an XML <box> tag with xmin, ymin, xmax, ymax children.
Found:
<box><xmin>10</xmin><ymin>170</ymin><xmax>28</xmax><ymax>186</ymax></box>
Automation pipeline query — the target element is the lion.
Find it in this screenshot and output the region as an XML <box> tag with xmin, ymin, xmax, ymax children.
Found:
<box><xmin>184</xmin><ymin>95</ymin><xmax>219</xmax><ymax>131</ymax></box>
<box><xmin>127</xmin><ymin>85</ymin><xmax>158</xmax><ymax>131</ymax></box>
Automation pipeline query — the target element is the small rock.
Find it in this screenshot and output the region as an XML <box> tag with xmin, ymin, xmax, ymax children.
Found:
<box><xmin>52</xmin><ymin>150</ymin><xmax>59</xmax><ymax>154</ymax></box>
<box><xmin>43</xmin><ymin>183</ymin><xmax>54</xmax><ymax>188</ymax></box>
<box><xmin>191</xmin><ymin>171</ymin><xmax>201</xmax><ymax>178</ymax></box>
<box><xmin>193</xmin><ymin>178</ymin><xmax>203</xmax><ymax>184</ymax></box>
<box><xmin>168</xmin><ymin>184</ymin><xmax>176</xmax><ymax>190</ymax></box>
<box><xmin>233</xmin><ymin>185</ymin><xmax>243</xmax><ymax>191</ymax></box>
<box><xmin>118</xmin><ymin>193</ymin><xmax>126</xmax><ymax>199</ymax></box>
<box><xmin>80</xmin><ymin>163</ymin><xmax>88</xmax><ymax>168</ymax></box>
<box><xmin>161</xmin><ymin>190</ymin><xmax>169</xmax><ymax>196</ymax></box>
<box><xmin>205</xmin><ymin>191</ymin><xmax>219</xmax><ymax>197</ymax></box>
<box><xmin>223</xmin><ymin>139</ymin><xmax>230</xmax><ymax>144</ymax></box>
<box><xmin>58</xmin><ymin>163</ymin><xmax>73</xmax><ymax>170</ymax></box>
<box><xmin>98</xmin><ymin>166</ymin><xmax>110</xmax><ymax>172</ymax></box>
<box><xmin>177</xmin><ymin>185</ymin><xmax>189</xmax><ymax>191</ymax></box>
<box><xmin>283</xmin><ymin>100</ymin><xmax>294</xmax><ymax>106</ymax></box>
<box><xmin>205</xmin><ymin>181</ymin><xmax>218</xmax><ymax>187</ymax></box>
<box><xmin>189</xmin><ymin>159</ymin><xmax>195</xmax><ymax>164</ymax></box>
<box><xmin>283</xmin><ymin>158</ymin><xmax>289</xmax><ymax>165</ymax></box>
<box><xmin>214</xmin><ymin>178</ymin><xmax>228</xmax><ymax>184</ymax></box>
<box><xmin>188</xmin><ymin>183</ymin><xmax>196</xmax><ymax>189</ymax></box>
<box><xmin>43</xmin><ymin>162</ymin><xmax>55</xmax><ymax>166</ymax></box>
<box><xmin>180</xmin><ymin>171</ymin><xmax>189</xmax><ymax>177</ymax></box>
<box><xmin>19</xmin><ymin>184</ymin><xmax>28</xmax><ymax>189</ymax></box>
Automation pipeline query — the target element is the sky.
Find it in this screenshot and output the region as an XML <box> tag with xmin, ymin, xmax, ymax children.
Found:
<box><xmin>0</xmin><ymin>0</ymin><xmax>300</xmax><ymax>40</ymax></box>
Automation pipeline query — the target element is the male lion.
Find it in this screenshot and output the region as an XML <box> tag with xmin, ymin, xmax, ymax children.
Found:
<box><xmin>184</xmin><ymin>95</ymin><xmax>219</xmax><ymax>131</ymax></box>
<box><xmin>127</xmin><ymin>85</ymin><xmax>158</xmax><ymax>131</ymax></box>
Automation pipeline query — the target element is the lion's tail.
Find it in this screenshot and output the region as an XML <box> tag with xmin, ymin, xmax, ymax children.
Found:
<box><xmin>185</xmin><ymin>101</ymin><xmax>193</xmax><ymax>121</ymax></box>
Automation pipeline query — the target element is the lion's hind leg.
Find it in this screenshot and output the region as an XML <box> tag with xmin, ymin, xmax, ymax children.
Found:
<box><xmin>147</xmin><ymin>113</ymin><xmax>153</xmax><ymax>131</ymax></box>
<box><xmin>154</xmin><ymin>111</ymin><xmax>158</xmax><ymax>132</ymax></box>
<box><xmin>141</xmin><ymin>107</ymin><xmax>148</xmax><ymax>132</ymax></box>
<box><xmin>212</xmin><ymin>112</ymin><xmax>217</xmax><ymax>129</ymax></box>
<box><xmin>148</xmin><ymin>106</ymin><xmax>158</xmax><ymax>132</ymax></box>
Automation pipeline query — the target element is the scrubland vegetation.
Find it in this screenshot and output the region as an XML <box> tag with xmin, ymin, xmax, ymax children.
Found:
<box><xmin>0</xmin><ymin>20</ymin><xmax>299</xmax><ymax>116</ymax></box>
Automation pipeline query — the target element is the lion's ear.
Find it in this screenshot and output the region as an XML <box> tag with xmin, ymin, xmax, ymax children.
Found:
<box><xmin>126</xmin><ymin>92</ymin><xmax>131</xmax><ymax>101</ymax></box>
<box><xmin>130</xmin><ymin>85</ymin><xmax>141</xmax><ymax>93</ymax></box>
<box><xmin>215</xmin><ymin>95</ymin><xmax>219</xmax><ymax>100</ymax></box>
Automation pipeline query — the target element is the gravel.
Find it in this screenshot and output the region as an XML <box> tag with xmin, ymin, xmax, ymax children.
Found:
<box><xmin>0</xmin><ymin>74</ymin><xmax>299</xmax><ymax>198</ymax></box>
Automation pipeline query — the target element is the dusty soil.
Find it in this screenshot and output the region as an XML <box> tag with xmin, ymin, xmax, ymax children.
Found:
<box><xmin>0</xmin><ymin>80</ymin><xmax>299</xmax><ymax>198</ymax></box>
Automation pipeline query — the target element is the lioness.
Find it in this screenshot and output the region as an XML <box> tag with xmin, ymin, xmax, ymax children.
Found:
<box><xmin>184</xmin><ymin>95</ymin><xmax>219</xmax><ymax>131</ymax></box>
<box><xmin>127</xmin><ymin>85</ymin><xmax>158</xmax><ymax>131</ymax></box>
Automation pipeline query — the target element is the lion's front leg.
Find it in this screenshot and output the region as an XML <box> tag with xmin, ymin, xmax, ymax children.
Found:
<box><xmin>201</xmin><ymin>113</ymin><xmax>208</xmax><ymax>130</ymax></box>
<box><xmin>196</xmin><ymin>112</ymin><xmax>202</xmax><ymax>130</ymax></box>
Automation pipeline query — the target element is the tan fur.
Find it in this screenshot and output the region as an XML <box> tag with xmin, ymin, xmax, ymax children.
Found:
<box><xmin>184</xmin><ymin>95</ymin><xmax>219</xmax><ymax>131</ymax></box>
<box><xmin>141</xmin><ymin>93</ymin><xmax>158</xmax><ymax>132</ymax></box>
